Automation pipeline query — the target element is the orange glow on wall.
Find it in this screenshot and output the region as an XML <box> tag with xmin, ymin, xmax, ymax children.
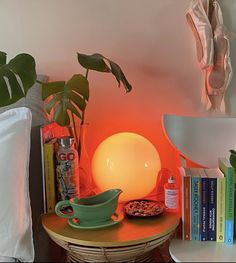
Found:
<box><xmin>91</xmin><ymin>132</ymin><xmax>161</xmax><ymax>202</ymax></box>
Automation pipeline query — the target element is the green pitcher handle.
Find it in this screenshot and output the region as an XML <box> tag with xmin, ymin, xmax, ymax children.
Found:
<box><xmin>55</xmin><ymin>200</ymin><xmax>75</xmax><ymax>219</ymax></box>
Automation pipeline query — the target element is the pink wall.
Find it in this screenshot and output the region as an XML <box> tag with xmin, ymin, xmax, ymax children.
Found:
<box><xmin>0</xmin><ymin>0</ymin><xmax>235</xmax><ymax>175</ymax></box>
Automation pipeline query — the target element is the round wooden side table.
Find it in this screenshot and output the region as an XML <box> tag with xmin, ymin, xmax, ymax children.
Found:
<box><xmin>42</xmin><ymin>210</ymin><xmax>179</xmax><ymax>262</ymax></box>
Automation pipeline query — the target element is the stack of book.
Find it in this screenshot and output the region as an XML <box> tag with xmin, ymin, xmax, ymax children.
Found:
<box><xmin>180</xmin><ymin>157</ymin><xmax>235</xmax><ymax>244</ymax></box>
<box><xmin>40</xmin><ymin>122</ymin><xmax>72</xmax><ymax>213</ymax></box>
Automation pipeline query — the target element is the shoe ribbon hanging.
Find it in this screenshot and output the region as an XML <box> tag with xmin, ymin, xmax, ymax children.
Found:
<box><xmin>186</xmin><ymin>0</ymin><xmax>233</xmax><ymax>113</ymax></box>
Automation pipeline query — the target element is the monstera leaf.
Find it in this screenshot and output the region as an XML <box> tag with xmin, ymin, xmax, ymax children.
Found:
<box><xmin>229</xmin><ymin>149</ymin><xmax>236</xmax><ymax>172</ymax></box>
<box><xmin>42</xmin><ymin>74</ymin><xmax>89</xmax><ymax>126</ymax></box>
<box><xmin>0</xmin><ymin>52</ymin><xmax>36</xmax><ymax>106</ymax></box>
<box><xmin>77</xmin><ymin>52</ymin><xmax>132</xmax><ymax>92</ymax></box>
<box><xmin>77</xmin><ymin>53</ymin><xmax>111</xmax><ymax>72</ymax></box>
<box><xmin>109</xmin><ymin>60</ymin><xmax>132</xmax><ymax>93</ymax></box>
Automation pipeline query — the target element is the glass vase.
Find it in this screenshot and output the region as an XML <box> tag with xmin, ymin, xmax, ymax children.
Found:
<box><xmin>78</xmin><ymin>123</ymin><xmax>94</xmax><ymax>197</ymax></box>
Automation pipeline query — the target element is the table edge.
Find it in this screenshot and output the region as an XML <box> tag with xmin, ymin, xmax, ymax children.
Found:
<box><xmin>42</xmin><ymin>214</ymin><xmax>180</xmax><ymax>247</ymax></box>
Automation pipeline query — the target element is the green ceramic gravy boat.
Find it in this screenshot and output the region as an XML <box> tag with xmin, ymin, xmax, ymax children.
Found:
<box><xmin>55</xmin><ymin>189</ymin><xmax>122</xmax><ymax>224</ymax></box>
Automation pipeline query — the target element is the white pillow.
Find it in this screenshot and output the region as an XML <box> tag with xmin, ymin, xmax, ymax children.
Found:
<box><xmin>0</xmin><ymin>107</ymin><xmax>34</xmax><ymax>262</ymax></box>
<box><xmin>0</xmin><ymin>256</ymin><xmax>18</xmax><ymax>262</ymax></box>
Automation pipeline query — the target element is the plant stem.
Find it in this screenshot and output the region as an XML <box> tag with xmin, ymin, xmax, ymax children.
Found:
<box><xmin>85</xmin><ymin>69</ymin><xmax>89</xmax><ymax>79</ymax></box>
<box><xmin>71</xmin><ymin>111</ymin><xmax>79</xmax><ymax>150</ymax></box>
<box><xmin>81</xmin><ymin>111</ymin><xmax>85</xmax><ymax>125</ymax></box>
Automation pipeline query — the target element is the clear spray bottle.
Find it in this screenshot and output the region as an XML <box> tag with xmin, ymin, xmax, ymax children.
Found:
<box><xmin>164</xmin><ymin>176</ymin><xmax>179</xmax><ymax>212</ymax></box>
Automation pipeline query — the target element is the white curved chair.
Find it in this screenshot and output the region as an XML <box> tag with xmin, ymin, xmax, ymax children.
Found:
<box><xmin>162</xmin><ymin>114</ymin><xmax>236</xmax><ymax>168</ymax></box>
<box><xmin>162</xmin><ymin>113</ymin><xmax>236</xmax><ymax>262</ymax></box>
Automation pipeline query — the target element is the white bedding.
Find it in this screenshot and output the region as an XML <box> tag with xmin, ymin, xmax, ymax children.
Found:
<box><xmin>0</xmin><ymin>108</ymin><xmax>34</xmax><ymax>262</ymax></box>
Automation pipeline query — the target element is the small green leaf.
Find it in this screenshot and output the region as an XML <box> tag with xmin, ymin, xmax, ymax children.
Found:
<box><xmin>8</xmin><ymin>53</ymin><xmax>36</xmax><ymax>92</ymax></box>
<box><xmin>43</xmin><ymin>75</ymin><xmax>87</xmax><ymax>126</ymax></box>
<box><xmin>42</xmin><ymin>81</ymin><xmax>65</xmax><ymax>100</ymax></box>
<box><xmin>77</xmin><ymin>53</ymin><xmax>110</xmax><ymax>72</ymax></box>
<box><xmin>0</xmin><ymin>52</ymin><xmax>37</xmax><ymax>106</ymax></box>
<box><xmin>0</xmin><ymin>52</ymin><xmax>6</xmax><ymax>66</ymax></box>
<box><xmin>229</xmin><ymin>149</ymin><xmax>236</xmax><ymax>172</ymax></box>
<box><xmin>109</xmin><ymin>60</ymin><xmax>132</xmax><ymax>93</ymax></box>
<box><xmin>67</xmin><ymin>74</ymin><xmax>89</xmax><ymax>101</ymax></box>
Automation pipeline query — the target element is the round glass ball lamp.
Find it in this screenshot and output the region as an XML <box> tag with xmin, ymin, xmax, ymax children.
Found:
<box><xmin>92</xmin><ymin>132</ymin><xmax>161</xmax><ymax>202</ymax></box>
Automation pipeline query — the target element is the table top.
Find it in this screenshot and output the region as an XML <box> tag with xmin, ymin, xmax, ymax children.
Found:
<box><xmin>169</xmin><ymin>239</ymin><xmax>236</xmax><ymax>262</ymax></box>
<box><xmin>41</xmin><ymin>209</ymin><xmax>179</xmax><ymax>247</ymax></box>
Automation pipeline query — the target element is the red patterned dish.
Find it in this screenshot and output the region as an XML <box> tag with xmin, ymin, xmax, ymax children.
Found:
<box><xmin>124</xmin><ymin>199</ymin><xmax>165</xmax><ymax>218</ymax></box>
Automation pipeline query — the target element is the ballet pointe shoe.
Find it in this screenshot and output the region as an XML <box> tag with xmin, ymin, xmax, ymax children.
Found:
<box><xmin>208</xmin><ymin>30</ymin><xmax>228</xmax><ymax>89</ymax></box>
<box><xmin>186</xmin><ymin>0</ymin><xmax>214</xmax><ymax>69</ymax></box>
<box><xmin>205</xmin><ymin>35</ymin><xmax>232</xmax><ymax>112</ymax></box>
<box><xmin>205</xmin><ymin>1</ymin><xmax>233</xmax><ymax>112</ymax></box>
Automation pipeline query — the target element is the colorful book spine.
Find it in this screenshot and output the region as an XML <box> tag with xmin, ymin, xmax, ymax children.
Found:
<box><xmin>191</xmin><ymin>173</ymin><xmax>200</xmax><ymax>241</ymax></box>
<box><xmin>208</xmin><ymin>177</ymin><xmax>217</xmax><ymax>241</ymax></box>
<box><xmin>218</xmin><ymin>158</ymin><xmax>235</xmax><ymax>245</ymax></box>
<box><xmin>180</xmin><ymin>167</ymin><xmax>185</xmax><ymax>240</ymax></box>
<box><xmin>44</xmin><ymin>142</ymin><xmax>56</xmax><ymax>213</ymax></box>
<box><xmin>181</xmin><ymin>168</ymin><xmax>191</xmax><ymax>240</ymax></box>
<box><xmin>40</xmin><ymin>127</ymin><xmax>47</xmax><ymax>214</ymax></box>
<box><xmin>201</xmin><ymin>175</ymin><xmax>208</xmax><ymax>241</ymax></box>
<box><xmin>216</xmin><ymin>175</ymin><xmax>225</xmax><ymax>242</ymax></box>
<box><xmin>234</xmin><ymin>187</ymin><xmax>236</xmax><ymax>238</ymax></box>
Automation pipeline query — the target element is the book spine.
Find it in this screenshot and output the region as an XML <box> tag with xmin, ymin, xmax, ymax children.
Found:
<box><xmin>191</xmin><ymin>176</ymin><xmax>200</xmax><ymax>240</ymax></box>
<box><xmin>225</xmin><ymin>168</ymin><xmax>235</xmax><ymax>245</ymax></box>
<box><xmin>44</xmin><ymin>143</ymin><xmax>56</xmax><ymax>213</ymax></box>
<box><xmin>183</xmin><ymin>175</ymin><xmax>191</xmax><ymax>240</ymax></box>
<box><xmin>201</xmin><ymin>177</ymin><xmax>208</xmax><ymax>241</ymax></box>
<box><xmin>181</xmin><ymin>171</ymin><xmax>185</xmax><ymax>240</ymax></box>
<box><xmin>208</xmin><ymin>178</ymin><xmax>217</xmax><ymax>241</ymax></box>
<box><xmin>216</xmin><ymin>177</ymin><xmax>225</xmax><ymax>242</ymax></box>
<box><xmin>234</xmin><ymin>187</ymin><xmax>236</xmax><ymax>239</ymax></box>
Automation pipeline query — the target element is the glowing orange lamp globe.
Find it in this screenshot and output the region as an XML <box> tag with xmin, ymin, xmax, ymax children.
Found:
<box><xmin>92</xmin><ymin>132</ymin><xmax>161</xmax><ymax>202</ymax></box>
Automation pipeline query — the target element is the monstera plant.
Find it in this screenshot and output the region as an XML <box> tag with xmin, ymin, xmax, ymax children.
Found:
<box><xmin>0</xmin><ymin>50</ymin><xmax>132</xmax><ymax>154</ymax></box>
<box><xmin>42</xmin><ymin>52</ymin><xmax>132</xmax><ymax>150</ymax></box>
<box><xmin>0</xmin><ymin>51</ymin><xmax>36</xmax><ymax>107</ymax></box>
<box><xmin>0</xmin><ymin>50</ymin><xmax>132</xmax><ymax>197</ymax></box>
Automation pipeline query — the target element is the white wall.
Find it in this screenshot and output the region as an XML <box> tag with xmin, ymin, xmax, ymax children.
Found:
<box><xmin>0</xmin><ymin>0</ymin><xmax>235</xmax><ymax>172</ymax></box>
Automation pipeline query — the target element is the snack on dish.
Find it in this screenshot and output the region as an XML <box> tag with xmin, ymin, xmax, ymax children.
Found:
<box><xmin>124</xmin><ymin>199</ymin><xmax>164</xmax><ymax>217</ymax></box>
